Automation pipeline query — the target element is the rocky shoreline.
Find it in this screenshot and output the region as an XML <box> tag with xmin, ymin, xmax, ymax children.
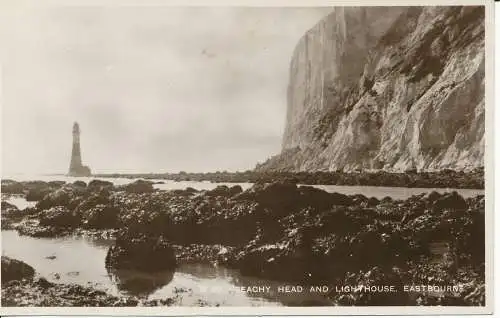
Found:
<box><xmin>90</xmin><ymin>168</ymin><xmax>485</xmax><ymax>189</ymax></box>
<box><xmin>1</xmin><ymin>256</ymin><xmax>194</xmax><ymax>306</ymax></box>
<box><xmin>1</xmin><ymin>178</ymin><xmax>485</xmax><ymax>306</ymax></box>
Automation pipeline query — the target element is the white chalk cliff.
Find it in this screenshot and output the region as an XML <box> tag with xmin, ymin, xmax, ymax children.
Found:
<box><xmin>258</xmin><ymin>6</ymin><xmax>485</xmax><ymax>172</ymax></box>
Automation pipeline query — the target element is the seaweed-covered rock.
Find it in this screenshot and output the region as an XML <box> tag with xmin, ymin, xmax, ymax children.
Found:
<box><xmin>1</xmin><ymin>277</ymin><xmax>141</xmax><ymax>306</ymax></box>
<box><xmin>26</xmin><ymin>188</ymin><xmax>52</xmax><ymax>202</ymax></box>
<box><xmin>72</xmin><ymin>180</ymin><xmax>87</xmax><ymax>188</ymax></box>
<box><xmin>39</xmin><ymin>206</ymin><xmax>79</xmax><ymax>228</ymax></box>
<box><xmin>124</xmin><ymin>180</ymin><xmax>155</xmax><ymax>194</ymax></box>
<box><xmin>1</xmin><ymin>201</ymin><xmax>19</xmax><ymax>215</ymax></box>
<box><xmin>88</xmin><ymin>179</ymin><xmax>114</xmax><ymax>189</ymax></box>
<box><xmin>36</xmin><ymin>186</ymin><xmax>81</xmax><ymax>211</ymax></box>
<box><xmin>205</xmin><ymin>185</ymin><xmax>243</xmax><ymax>197</ymax></box>
<box><xmin>331</xmin><ymin>267</ymin><xmax>407</xmax><ymax>305</ymax></box>
<box><xmin>1</xmin><ymin>180</ymin><xmax>24</xmax><ymax>194</ymax></box>
<box><xmin>105</xmin><ymin>232</ymin><xmax>176</xmax><ymax>272</ymax></box>
<box><xmin>1</xmin><ymin>256</ymin><xmax>35</xmax><ymax>284</ymax></box>
<box><xmin>80</xmin><ymin>204</ymin><xmax>119</xmax><ymax>229</ymax></box>
<box><xmin>2</xmin><ymin>201</ymin><xmax>20</xmax><ymax>229</ymax></box>
<box><xmin>432</xmin><ymin>191</ymin><xmax>467</xmax><ymax>212</ymax></box>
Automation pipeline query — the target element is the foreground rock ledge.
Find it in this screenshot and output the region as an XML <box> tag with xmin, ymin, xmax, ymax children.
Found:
<box><xmin>1</xmin><ymin>256</ymin><xmax>35</xmax><ymax>284</ymax></box>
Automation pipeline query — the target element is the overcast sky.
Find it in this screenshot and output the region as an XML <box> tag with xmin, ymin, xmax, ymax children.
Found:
<box><xmin>1</xmin><ymin>5</ymin><xmax>331</xmax><ymax>175</ymax></box>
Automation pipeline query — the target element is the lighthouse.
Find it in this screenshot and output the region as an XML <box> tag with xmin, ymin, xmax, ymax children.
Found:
<box><xmin>68</xmin><ymin>122</ymin><xmax>92</xmax><ymax>177</ymax></box>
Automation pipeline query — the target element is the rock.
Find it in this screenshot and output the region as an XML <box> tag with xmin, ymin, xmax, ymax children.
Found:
<box><xmin>72</xmin><ymin>180</ymin><xmax>87</xmax><ymax>188</ymax></box>
<box><xmin>171</xmin><ymin>187</ymin><xmax>198</xmax><ymax>196</ymax></box>
<box><xmin>48</xmin><ymin>181</ymin><xmax>66</xmax><ymax>188</ymax></box>
<box><xmin>14</xmin><ymin>219</ymin><xmax>72</xmax><ymax>238</ymax></box>
<box><xmin>205</xmin><ymin>185</ymin><xmax>243</xmax><ymax>197</ymax></box>
<box><xmin>205</xmin><ymin>185</ymin><xmax>230</xmax><ymax>197</ymax></box>
<box><xmin>105</xmin><ymin>232</ymin><xmax>177</xmax><ymax>272</ymax></box>
<box><xmin>331</xmin><ymin>266</ymin><xmax>407</xmax><ymax>305</ymax></box>
<box><xmin>35</xmin><ymin>277</ymin><xmax>53</xmax><ymax>289</ymax></box>
<box><xmin>80</xmin><ymin>204</ymin><xmax>119</xmax><ymax>229</ymax></box>
<box><xmin>39</xmin><ymin>206</ymin><xmax>79</xmax><ymax>228</ymax></box>
<box><xmin>432</xmin><ymin>191</ymin><xmax>467</xmax><ymax>212</ymax></box>
<box><xmin>366</xmin><ymin>197</ymin><xmax>380</xmax><ymax>207</ymax></box>
<box><xmin>380</xmin><ymin>196</ymin><xmax>393</xmax><ymax>204</ymax></box>
<box><xmin>26</xmin><ymin>188</ymin><xmax>52</xmax><ymax>202</ymax></box>
<box><xmin>88</xmin><ymin>179</ymin><xmax>114</xmax><ymax>189</ymax></box>
<box><xmin>1</xmin><ymin>201</ymin><xmax>19</xmax><ymax>215</ymax></box>
<box><xmin>1</xmin><ymin>201</ymin><xmax>35</xmax><ymax>230</ymax></box>
<box><xmin>36</xmin><ymin>186</ymin><xmax>80</xmax><ymax>211</ymax></box>
<box><xmin>1</xmin><ymin>180</ymin><xmax>24</xmax><ymax>194</ymax></box>
<box><xmin>106</xmin><ymin>268</ymin><xmax>174</xmax><ymax>296</ymax></box>
<box><xmin>125</xmin><ymin>180</ymin><xmax>155</xmax><ymax>194</ymax></box>
<box><xmin>1</xmin><ymin>256</ymin><xmax>35</xmax><ymax>284</ymax></box>
<box><xmin>425</xmin><ymin>191</ymin><xmax>442</xmax><ymax>203</ymax></box>
<box><xmin>1</xmin><ymin>277</ymin><xmax>141</xmax><ymax>306</ymax></box>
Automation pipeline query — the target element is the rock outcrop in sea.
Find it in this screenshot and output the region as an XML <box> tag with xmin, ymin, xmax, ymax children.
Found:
<box><xmin>257</xmin><ymin>6</ymin><xmax>485</xmax><ymax>172</ymax></box>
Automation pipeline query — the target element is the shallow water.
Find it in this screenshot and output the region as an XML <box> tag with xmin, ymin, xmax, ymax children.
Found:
<box><xmin>1</xmin><ymin>230</ymin><xmax>332</xmax><ymax>306</ymax></box>
<box><xmin>2</xmin><ymin>174</ymin><xmax>484</xmax><ymax>200</ymax></box>
<box><xmin>311</xmin><ymin>184</ymin><xmax>483</xmax><ymax>199</ymax></box>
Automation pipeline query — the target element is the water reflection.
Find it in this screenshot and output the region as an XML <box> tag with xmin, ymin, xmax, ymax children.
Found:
<box><xmin>107</xmin><ymin>268</ymin><xmax>174</xmax><ymax>297</ymax></box>
<box><xmin>2</xmin><ymin>229</ymin><xmax>333</xmax><ymax>306</ymax></box>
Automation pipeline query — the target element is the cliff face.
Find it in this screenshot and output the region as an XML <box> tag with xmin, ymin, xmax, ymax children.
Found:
<box><xmin>259</xmin><ymin>6</ymin><xmax>485</xmax><ymax>172</ymax></box>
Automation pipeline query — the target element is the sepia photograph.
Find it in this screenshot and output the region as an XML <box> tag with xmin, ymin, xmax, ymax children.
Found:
<box><xmin>0</xmin><ymin>0</ymin><xmax>493</xmax><ymax>315</ymax></box>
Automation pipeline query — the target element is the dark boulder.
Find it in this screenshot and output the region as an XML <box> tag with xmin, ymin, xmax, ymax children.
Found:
<box><xmin>171</xmin><ymin>187</ymin><xmax>199</xmax><ymax>197</ymax></box>
<box><xmin>26</xmin><ymin>188</ymin><xmax>52</xmax><ymax>202</ymax></box>
<box><xmin>331</xmin><ymin>267</ymin><xmax>407</xmax><ymax>305</ymax></box>
<box><xmin>1</xmin><ymin>201</ymin><xmax>19</xmax><ymax>215</ymax></box>
<box><xmin>1</xmin><ymin>256</ymin><xmax>35</xmax><ymax>284</ymax></box>
<box><xmin>36</xmin><ymin>186</ymin><xmax>81</xmax><ymax>211</ymax></box>
<box><xmin>1</xmin><ymin>180</ymin><xmax>24</xmax><ymax>194</ymax></box>
<box><xmin>328</xmin><ymin>192</ymin><xmax>354</xmax><ymax>206</ymax></box>
<box><xmin>380</xmin><ymin>196</ymin><xmax>393</xmax><ymax>204</ymax></box>
<box><xmin>432</xmin><ymin>191</ymin><xmax>467</xmax><ymax>212</ymax></box>
<box><xmin>39</xmin><ymin>206</ymin><xmax>79</xmax><ymax>228</ymax></box>
<box><xmin>88</xmin><ymin>179</ymin><xmax>114</xmax><ymax>189</ymax></box>
<box><xmin>125</xmin><ymin>180</ymin><xmax>155</xmax><ymax>194</ymax></box>
<box><xmin>105</xmin><ymin>232</ymin><xmax>176</xmax><ymax>272</ymax></box>
<box><xmin>106</xmin><ymin>267</ymin><xmax>174</xmax><ymax>296</ymax></box>
<box><xmin>205</xmin><ymin>185</ymin><xmax>230</xmax><ymax>197</ymax></box>
<box><xmin>80</xmin><ymin>204</ymin><xmax>119</xmax><ymax>229</ymax></box>
<box><xmin>48</xmin><ymin>180</ymin><xmax>66</xmax><ymax>188</ymax></box>
<box><xmin>229</xmin><ymin>185</ymin><xmax>243</xmax><ymax>196</ymax></box>
<box><xmin>366</xmin><ymin>197</ymin><xmax>380</xmax><ymax>207</ymax></box>
<box><xmin>1</xmin><ymin>201</ymin><xmax>21</xmax><ymax>229</ymax></box>
<box><xmin>72</xmin><ymin>180</ymin><xmax>87</xmax><ymax>188</ymax></box>
<box><xmin>205</xmin><ymin>185</ymin><xmax>243</xmax><ymax>197</ymax></box>
<box><xmin>350</xmin><ymin>194</ymin><xmax>368</xmax><ymax>205</ymax></box>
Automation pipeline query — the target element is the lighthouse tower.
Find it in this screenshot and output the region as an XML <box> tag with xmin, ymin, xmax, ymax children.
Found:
<box><xmin>68</xmin><ymin>122</ymin><xmax>92</xmax><ymax>177</ymax></box>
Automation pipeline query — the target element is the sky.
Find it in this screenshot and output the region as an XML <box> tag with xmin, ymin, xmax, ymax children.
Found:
<box><xmin>0</xmin><ymin>4</ymin><xmax>332</xmax><ymax>175</ymax></box>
